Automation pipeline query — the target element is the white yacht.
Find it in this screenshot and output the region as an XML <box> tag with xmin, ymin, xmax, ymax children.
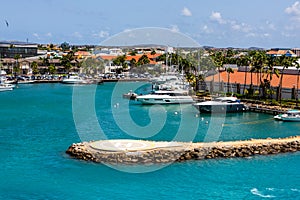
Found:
<box><xmin>61</xmin><ymin>75</ymin><xmax>89</xmax><ymax>84</ymax></box>
<box><xmin>136</xmin><ymin>90</ymin><xmax>194</xmax><ymax>105</ymax></box>
<box><xmin>274</xmin><ymin>110</ymin><xmax>300</xmax><ymax>122</ymax></box>
<box><xmin>122</xmin><ymin>90</ymin><xmax>138</xmax><ymax>100</ymax></box>
<box><xmin>0</xmin><ymin>75</ymin><xmax>15</xmax><ymax>91</ymax></box>
<box><xmin>0</xmin><ymin>83</ymin><xmax>15</xmax><ymax>92</ymax></box>
<box><xmin>193</xmin><ymin>96</ymin><xmax>248</xmax><ymax>113</ymax></box>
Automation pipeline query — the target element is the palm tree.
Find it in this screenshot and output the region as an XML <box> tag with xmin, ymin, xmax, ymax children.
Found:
<box><xmin>293</xmin><ymin>60</ymin><xmax>300</xmax><ymax>106</ymax></box>
<box><xmin>137</xmin><ymin>54</ymin><xmax>150</xmax><ymax>66</ymax></box>
<box><xmin>130</xmin><ymin>58</ymin><xmax>137</xmax><ymax>68</ymax></box>
<box><xmin>31</xmin><ymin>61</ymin><xmax>39</xmax><ymax>74</ymax></box>
<box><xmin>277</xmin><ymin>55</ymin><xmax>295</xmax><ymax>103</ymax></box>
<box><xmin>60</xmin><ymin>51</ymin><xmax>75</xmax><ymax>74</ymax></box>
<box><xmin>226</xmin><ymin>67</ymin><xmax>234</xmax><ymax>93</ymax></box>
<box><xmin>236</xmin><ymin>54</ymin><xmax>250</xmax><ymax>95</ymax></box>
<box><xmin>13</xmin><ymin>54</ymin><xmax>21</xmax><ymax>77</ymax></box>
<box><xmin>48</xmin><ymin>64</ymin><xmax>56</xmax><ymax>74</ymax></box>
<box><xmin>264</xmin><ymin>56</ymin><xmax>279</xmax><ymax>99</ymax></box>
<box><xmin>211</xmin><ymin>51</ymin><xmax>225</xmax><ymax>92</ymax></box>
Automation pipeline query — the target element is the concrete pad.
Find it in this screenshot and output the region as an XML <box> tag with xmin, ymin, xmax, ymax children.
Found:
<box><xmin>89</xmin><ymin>139</ymin><xmax>183</xmax><ymax>152</ymax></box>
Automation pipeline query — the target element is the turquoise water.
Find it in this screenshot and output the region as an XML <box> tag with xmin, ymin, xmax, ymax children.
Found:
<box><xmin>0</xmin><ymin>83</ymin><xmax>300</xmax><ymax>199</ymax></box>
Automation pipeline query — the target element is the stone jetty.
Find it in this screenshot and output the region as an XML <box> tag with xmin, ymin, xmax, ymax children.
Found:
<box><xmin>66</xmin><ymin>136</ymin><xmax>300</xmax><ymax>164</ymax></box>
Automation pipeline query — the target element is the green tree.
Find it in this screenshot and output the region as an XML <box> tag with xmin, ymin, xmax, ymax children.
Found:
<box><xmin>81</xmin><ymin>57</ymin><xmax>105</xmax><ymax>76</ymax></box>
<box><xmin>48</xmin><ymin>64</ymin><xmax>56</xmax><ymax>74</ymax></box>
<box><xmin>60</xmin><ymin>51</ymin><xmax>75</xmax><ymax>74</ymax></box>
<box><xmin>13</xmin><ymin>54</ymin><xmax>21</xmax><ymax>76</ymax></box>
<box><xmin>31</xmin><ymin>61</ymin><xmax>39</xmax><ymax>74</ymax></box>
<box><xmin>128</xmin><ymin>50</ymin><xmax>137</xmax><ymax>56</ymax></box>
<box><xmin>137</xmin><ymin>54</ymin><xmax>150</xmax><ymax>66</ymax></box>
<box><xmin>211</xmin><ymin>51</ymin><xmax>225</xmax><ymax>92</ymax></box>
<box><xmin>60</xmin><ymin>42</ymin><xmax>70</xmax><ymax>51</ymax></box>
<box><xmin>226</xmin><ymin>67</ymin><xmax>234</xmax><ymax>93</ymax></box>
<box><xmin>249</xmin><ymin>51</ymin><xmax>266</xmax><ymax>97</ymax></box>
<box><xmin>236</xmin><ymin>54</ymin><xmax>250</xmax><ymax>95</ymax></box>
<box><xmin>263</xmin><ymin>56</ymin><xmax>279</xmax><ymax>99</ymax></box>
<box><xmin>113</xmin><ymin>55</ymin><xmax>128</xmax><ymax>73</ymax></box>
<box><xmin>130</xmin><ymin>58</ymin><xmax>137</xmax><ymax>68</ymax></box>
<box><xmin>277</xmin><ymin>55</ymin><xmax>295</xmax><ymax>103</ymax></box>
<box><xmin>151</xmin><ymin>49</ymin><xmax>156</xmax><ymax>55</ymax></box>
<box><xmin>294</xmin><ymin>61</ymin><xmax>300</xmax><ymax>106</ymax></box>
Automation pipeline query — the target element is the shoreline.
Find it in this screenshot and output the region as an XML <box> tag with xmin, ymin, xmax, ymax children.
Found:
<box><xmin>66</xmin><ymin>136</ymin><xmax>300</xmax><ymax>164</ymax></box>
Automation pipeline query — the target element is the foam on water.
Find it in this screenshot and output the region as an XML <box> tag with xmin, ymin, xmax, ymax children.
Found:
<box><xmin>251</xmin><ymin>188</ymin><xmax>276</xmax><ymax>198</ymax></box>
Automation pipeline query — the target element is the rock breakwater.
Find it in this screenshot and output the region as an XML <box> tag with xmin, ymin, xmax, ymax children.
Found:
<box><xmin>66</xmin><ymin>136</ymin><xmax>300</xmax><ymax>164</ymax></box>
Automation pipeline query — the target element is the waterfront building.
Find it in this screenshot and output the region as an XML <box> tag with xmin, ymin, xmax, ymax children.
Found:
<box><xmin>266</xmin><ymin>48</ymin><xmax>297</xmax><ymax>57</ymax></box>
<box><xmin>0</xmin><ymin>41</ymin><xmax>38</xmax><ymax>58</ymax></box>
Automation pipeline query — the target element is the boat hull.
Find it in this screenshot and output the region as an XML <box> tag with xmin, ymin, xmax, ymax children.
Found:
<box><xmin>281</xmin><ymin>117</ymin><xmax>300</xmax><ymax>122</ymax></box>
<box><xmin>0</xmin><ymin>87</ymin><xmax>13</xmax><ymax>92</ymax></box>
<box><xmin>193</xmin><ymin>104</ymin><xmax>248</xmax><ymax>113</ymax></box>
<box><xmin>137</xmin><ymin>97</ymin><xmax>194</xmax><ymax>105</ymax></box>
<box><xmin>274</xmin><ymin>110</ymin><xmax>300</xmax><ymax>122</ymax></box>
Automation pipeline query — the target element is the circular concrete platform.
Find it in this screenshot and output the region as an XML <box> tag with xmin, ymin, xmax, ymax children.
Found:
<box><xmin>89</xmin><ymin>139</ymin><xmax>183</xmax><ymax>152</ymax></box>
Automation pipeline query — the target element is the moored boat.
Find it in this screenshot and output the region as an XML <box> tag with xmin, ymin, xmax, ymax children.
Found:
<box><xmin>61</xmin><ymin>75</ymin><xmax>89</xmax><ymax>84</ymax></box>
<box><xmin>0</xmin><ymin>83</ymin><xmax>15</xmax><ymax>92</ymax></box>
<box><xmin>122</xmin><ymin>90</ymin><xmax>138</xmax><ymax>100</ymax></box>
<box><xmin>274</xmin><ymin>110</ymin><xmax>300</xmax><ymax>122</ymax></box>
<box><xmin>193</xmin><ymin>96</ymin><xmax>248</xmax><ymax>113</ymax></box>
<box><xmin>136</xmin><ymin>89</ymin><xmax>194</xmax><ymax>105</ymax></box>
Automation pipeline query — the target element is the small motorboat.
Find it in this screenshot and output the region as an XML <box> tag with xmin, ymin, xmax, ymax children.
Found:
<box><xmin>122</xmin><ymin>90</ymin><xmax>138</xmax><ymax>100</ymax></box>
<box><xmin>0</xmin><ymin>83</ymin><xmax>15</xmax><ymax>92</ymax></box>
<box><xmin>274</xmin><ymin>110</ymin><xmax>300</xmax><ymax>122</ymax></box>
<box><xmin>61</xmin><ymin>75</ymin><xmax>89</xmax><ymax>84</ymax></box>
<box><xmin>136</xmin><ymin>89</ymin><xmax>194</xmax><ymax>105</ymax></box>
<box><xmin>193</xmin><ymin>96</ymin><xmax>248</xmax><ymax>113</ymax></box>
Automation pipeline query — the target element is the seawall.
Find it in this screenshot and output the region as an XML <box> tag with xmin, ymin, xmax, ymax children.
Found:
<box><xmin>66</xmin><ymin>136</ymin><xmax>300</xmax><ymax>164</ymax></box>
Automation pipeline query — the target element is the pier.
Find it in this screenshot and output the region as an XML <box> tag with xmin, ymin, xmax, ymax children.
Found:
<box><xmin>247</xmin><ymin>105</ymin><xmax>286</xmax><ymax>115</ymax></box>
<box><xmin>66</xmin><ymin>136</ymin><xmax>300</xmax><ymax>164</ymax></box>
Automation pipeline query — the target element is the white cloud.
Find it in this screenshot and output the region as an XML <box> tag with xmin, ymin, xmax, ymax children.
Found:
<box><xmin>45</xmin><ymin>32</ymin><xmax>52</xmax><ymax>37</ymax></box>
<box><xmin>285</xmin><ymin>1</ymin><xmax>300</xmax><ymax>21</ymax></box>
<box><xmin>181</xmin><ymin>7</ymin><xmax>192</xmax><ymax>17</ymax></box>
<box><xmin>245</xmin><ymin>33</ymin><xmax>257</xmax><ymax>37</ymax></box>
<box><xmin>231</xmin><ymin>22</ymin><xmax>241</xmax><ymax>31</ymax></box>
<box><xmin>265</xmin><ymin>21</ymin><xmax>276</xmax><ymax>30</ymax></box>
<box><xmin>202</xmin><ymin>25</ymin><xmax>213</xmax><ymax>34</ymax></box>
<box><xmin>170</xmin><ymin>25</ymin><xmax>179</xmax><ymax>32</ymax></box>
<box><xmin>33</xmin><ymin>33</ymin><xmax>40</xmax><ymax>39</ymax></box>
<box><xmin>72</xmin><ymin>32</ymin><xmax>82</xmax><ymax>38</ymax></box>
<box><xmin>210</xmin><ymin>11</ymin><xmax>226</xmax><ymax>24</ymax></box>
<box><xmin>285</xmin><ymin>1</ymin><xmax>300</xmax><ymax>15</ymax></box>
<box><xmin>93</xmin><ymin>31</ymin><xmax>109</xmax><ymax>38</ymax></box>
<box><xmin>210</xmin><ymin>12</ymin><xmax>252</xmax><ymax>32</ymax></box>
<box><xmin>123</xmin><ymin>29</ymin><xmax>132</xmax><ymax>32</ymax></box>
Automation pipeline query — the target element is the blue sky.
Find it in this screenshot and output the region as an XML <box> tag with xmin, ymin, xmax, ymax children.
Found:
<box><xmin>1</xmin><ymin>0</ymin><xmax>300</xmax><ymax>48</ymax></box>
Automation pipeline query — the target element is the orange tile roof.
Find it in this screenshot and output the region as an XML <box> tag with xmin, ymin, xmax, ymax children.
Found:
<box><xmin>266</xmin><ymin>50</ymin><xmax>278</xmax><ymax>55</ymax></box>
<box><xmin>207</xmin><ymin>70</ymin><xmax>300</xmax><ymax>89</ymax></box>
<box><xmin>99</xmin><ymin>55</ymin><xmax>117</xmax><ymax>60</ymax></box>
<box><xmin>74</xmin><ymin>51</ymin><xmax>91</xmax><ymax>56</ymax></box>
<box><xmin>99</xmin><ymin>53</ymin><xmax>162</xmax><ymax>64</ymax></box>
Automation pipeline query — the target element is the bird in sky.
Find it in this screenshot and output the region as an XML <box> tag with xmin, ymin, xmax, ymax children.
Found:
<box><xmin>5</xmin><ymin>20</ymin><xmax>9</xmax><ymax>27</ymax></box>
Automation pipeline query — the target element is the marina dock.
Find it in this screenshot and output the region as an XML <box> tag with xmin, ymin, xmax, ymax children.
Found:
<box><xmin>247</xmin><ymin>105</ymin><xmax>286</xmax><ymax>115</ymax></box>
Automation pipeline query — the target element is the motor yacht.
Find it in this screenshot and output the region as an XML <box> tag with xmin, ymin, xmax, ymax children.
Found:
<box><xmin>136</xmin><ymin>90</ymin><xmax>194</xmax><ymax>105</ymax></box>
<box><xmin>61</xmin><ymin>75</ymin><xmax>89</xmax><ymax>84</ymax></box>
<box><xmin>193</xmin><ymin>96</ymin><xmax>248</xmax><ymax>113</ymax></box>
<box><xmin>274</xmin><ymin>110</ymin><xmax>300</xmax><ymax>122</ymax></box>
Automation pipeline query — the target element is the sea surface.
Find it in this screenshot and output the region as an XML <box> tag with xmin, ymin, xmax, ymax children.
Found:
<box><xmin>0</xmin><ymin>82</ymin><xmax>299</xmax><ymax>199</ymax></box>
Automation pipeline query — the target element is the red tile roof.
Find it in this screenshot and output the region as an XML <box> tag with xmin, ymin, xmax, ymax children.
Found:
<box><xmin>99</xmin><ymin>53</ymin><xmax>162</xmax><ymax>64</ymax></box>
<box><xmin>207</xmin><ymin>70</ymin><xmax>300</xmax><ymax>89</ymax></box>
